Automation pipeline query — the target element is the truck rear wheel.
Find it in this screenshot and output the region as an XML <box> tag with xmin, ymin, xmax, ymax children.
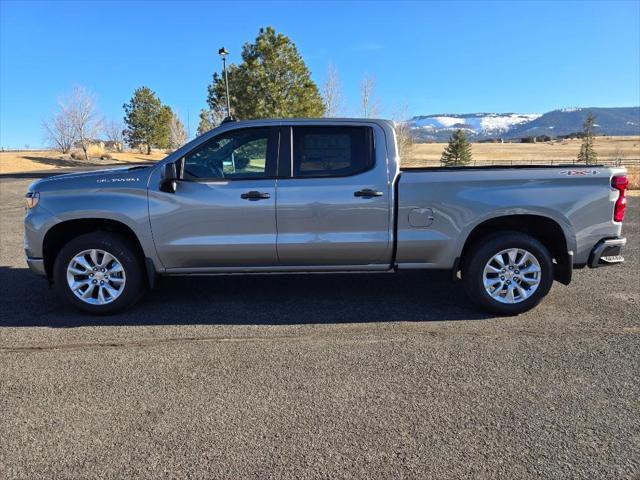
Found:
<box><xmin>462</xmin><ymin>232</ymin><xmax>553</xmax><ymax>315</ymax></box>
<box><xmin>53</xmin><ymin>232</ymin><xmax>146</xmax><ymax>314</ymax></box>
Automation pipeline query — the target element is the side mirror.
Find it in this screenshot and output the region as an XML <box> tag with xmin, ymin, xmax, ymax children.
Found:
<box><xmin>160</xmin><ymin>162</ymin><xmax>178</xmax><ymax>193</ymax></box>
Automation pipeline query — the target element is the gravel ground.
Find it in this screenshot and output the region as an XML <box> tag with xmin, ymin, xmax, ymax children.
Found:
<box><xmin>0</xmin><ymin>176</ymin><xmax>638</xmax><ymax>479</ymax></box>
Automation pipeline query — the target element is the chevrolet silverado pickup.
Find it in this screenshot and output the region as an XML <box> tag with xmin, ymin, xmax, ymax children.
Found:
<box><xmin>24</xmin><ymin>119</ymin><xmax>628</xmax><ymax>315</ymax></box>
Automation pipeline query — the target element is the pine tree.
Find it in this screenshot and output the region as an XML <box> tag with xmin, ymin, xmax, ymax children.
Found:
<box><xmin>206</xmin><ymin>27</ymin><xmax>325</xmax><ymax>119</ymax></box>
<box><xmin>577</xmin><ymin>112</ymin><xmax>598</xmax><ymax>165</ymax></box>
<box><xmin>156</xmin><ymin>105</ymin><xmax>173</xmax><ymax>149</ymax></box>
<box><xmin>123</xmin><ymin>87</ymin><xmax>172</xmax><ymax>154</ymax></box>
<box><xmin>440</xmin><ymin>129</ymin><xmax>473</xmax><ymax>166</ymax></box>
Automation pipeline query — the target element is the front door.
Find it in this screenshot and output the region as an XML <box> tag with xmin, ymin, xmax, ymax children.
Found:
<box><xmin>149</xmin><ymin>127</ymin><xmax>279</xmax><ymax>269</ymax></box>
<box><xmin>275</xmin><ymin>125</ymin><xmax>392</xmax><ymax>267</ymax></box>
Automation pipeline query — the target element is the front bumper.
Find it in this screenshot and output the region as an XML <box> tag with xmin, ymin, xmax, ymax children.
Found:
<box><xmin>26</xmin><ymin>257</ymin><xmax>46</xmax><ymax>276</ymax></box>
<box><xmin>588</xmin><ymin>237</ymin><xmax>626</xmax><ymax>268</ymax></box>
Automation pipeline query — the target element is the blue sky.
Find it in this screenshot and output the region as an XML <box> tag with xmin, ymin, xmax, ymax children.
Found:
<box><xmin>1</xmin><ymin>0</ymin><xmax>639</xmax><ymax>148</ymax></box>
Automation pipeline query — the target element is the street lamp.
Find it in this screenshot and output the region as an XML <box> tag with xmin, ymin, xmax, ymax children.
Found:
<box><xmin>218</xmin><ymin>47</ymin><xmax>232</xmax><ymax>120</ymax></box>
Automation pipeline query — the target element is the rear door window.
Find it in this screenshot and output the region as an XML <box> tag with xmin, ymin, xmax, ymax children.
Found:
<box><xmin>292</xmin><ymin>126</ymin><xmax>374</xmax><ymax>178</ymax></box>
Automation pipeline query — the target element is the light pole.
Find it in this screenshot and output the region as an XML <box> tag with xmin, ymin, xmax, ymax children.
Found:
<box><xmin>218</xmin><ymin>47</ymin><xmax>232</xmax><ymax>120</ymax></box>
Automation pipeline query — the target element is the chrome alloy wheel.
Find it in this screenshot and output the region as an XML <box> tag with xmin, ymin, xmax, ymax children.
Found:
<box><xmin>66</xmin><ymin>249</ymin><xmax>126</xmax><ymax>305</ymax></box>
<box><xmin>482</xmin><ymin>248</ymin><xmax>541</xmax><ymax>304</ymax></box>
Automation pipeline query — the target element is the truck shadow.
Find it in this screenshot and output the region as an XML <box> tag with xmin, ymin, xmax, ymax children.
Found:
<box><xmin>0</xmin><ymin>266</ymin><xmax>491</xmax><ymax>328</ymax></box>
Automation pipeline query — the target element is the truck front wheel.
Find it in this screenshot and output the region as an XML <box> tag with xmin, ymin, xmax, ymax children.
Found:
<box><xmin>462</xmin><ymin>232</ymin><xmax>553</xmax><ymax>315</ymax></box>
<box><xmin>53</xmin><ymin>232</ymin><xmax>146</xmax><ymax>314</ymax></box>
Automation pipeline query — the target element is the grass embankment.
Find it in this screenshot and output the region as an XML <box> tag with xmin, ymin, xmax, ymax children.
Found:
<box><xmin>0</xmin><ymin>150</ymin><xmax>166</xmax><ymax>174</ymax></box>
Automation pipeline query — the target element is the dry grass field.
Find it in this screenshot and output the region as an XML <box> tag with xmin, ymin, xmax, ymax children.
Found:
<box><xmin>1</xmin><ymin>136</ymin><xmax>638</xmax><ymax>188</ymax></box>
<box><xmin>0</xmin><ymin>150</ymin><xmax>166</xmax><ymax>174</ymax></box>
<box><xmin>402</xmin><ymin>136</ymin><xmax>640</xmax><ymax>166</ymax></box>
<box><xmin>404</xmin><ymin>136</ymin><xmax>640</xmax><ymax>189</ymax></box>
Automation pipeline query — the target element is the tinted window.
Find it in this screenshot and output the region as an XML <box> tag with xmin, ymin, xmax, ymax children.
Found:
<box><xmin>292</xmin><ymin>126</ymin><xmax>374</xmax><ymax>177</ymax></box>
<box><xmin>183</xmin><ymin>128</ymin><xmax>272</xmax><ymax>180</ymax></box>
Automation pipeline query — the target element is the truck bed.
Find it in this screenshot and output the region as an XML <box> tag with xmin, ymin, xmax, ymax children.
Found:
<box><xmin>400</xmin><ymin>164</ymin><xmax>607</xmax><ymax>171</ymax></box>
<box><xmin>395</xmin><ymin>165</ymin><xmax>624</xmax><ymax>270</ymax></box>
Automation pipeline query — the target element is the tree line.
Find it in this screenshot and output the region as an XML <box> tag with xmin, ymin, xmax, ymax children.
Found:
<box><xmin>43</xmin><ymin>26</ymin><xmax>394</xmax><ymax>157</ymax></box>
<box><xmin>42</xmin><ymin>25</ymin><xmax>598</xmax><ymax>166</ymax></box>
<box><xmin>43</xmin><ymin>86</ymin><xmax>188</xmax><ymax>159</ymax></box>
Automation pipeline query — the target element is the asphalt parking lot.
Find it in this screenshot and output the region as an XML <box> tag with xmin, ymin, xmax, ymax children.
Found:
<box><xmin>1</xmin><ymin>175</ymin><xmax>638</xmax><ymax>479</ymax></box>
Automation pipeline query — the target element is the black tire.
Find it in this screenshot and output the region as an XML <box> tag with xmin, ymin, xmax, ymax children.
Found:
<box><xmin>53</xmin><ymin>232</ymin><xmax>146</xmax><ymax>314</ymax></box>
<box><xmin>462</xmin><ymin>231</ymin><xmax>553</xmax><ymax>315</ymax></box>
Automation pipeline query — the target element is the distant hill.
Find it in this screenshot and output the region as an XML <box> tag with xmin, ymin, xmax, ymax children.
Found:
<box><xmin>409</xmin><ymin>107</ymin><xmax>640</xmax><ymax>142</ymax></box>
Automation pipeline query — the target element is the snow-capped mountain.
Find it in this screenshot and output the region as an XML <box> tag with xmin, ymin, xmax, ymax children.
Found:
<box><xmin>411</xmin><ymin>113</ymin><xmax>540</xmax><ymax>138</ymax></box>
<box><xmin>409</xmin><ymin>107</ymin><xmax>640</xmax><ymax>141</ymax></box>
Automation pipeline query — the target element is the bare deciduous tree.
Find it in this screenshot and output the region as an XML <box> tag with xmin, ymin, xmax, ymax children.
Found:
<box><xmin>322</xmin><ymin>63</ymin><xmax>344</xmax><ymax>117</ymax></box>
<box><xmin>44</xmin><ymin>86</ymin><xmax>101</xmax><ymax>159</ymax></box>
<box><xmin>613</xmin><ymin>147</ymin><xmax>624</xmax><ymax>166</ymax></box>
<box><xmin>391</xmin><ymin>104</ymin><xmax>414</xmax><ymax>160</ymax></box>
<box><xmin>197</xmin><ymin>108</ymin><xmax>224</xmax><ymax>137</ymax></box>
<box><xmin>43</xmin><ymin>110</ymin><xmax>75</xmax><ymax>154</ymax></box>
<box><xmin>68</xmin><ymin>87</ymin><xmax>102</xmax><ymax>160</ymax></box>
<box><xmin>104</xmin><ymin>119</ymin><xmax>125</xmax><ymax>152</ymax></box>
<box><xmin>360</xmin><ymin>74</ymin><xmax>380</xmax><ymax>118</ymax></box>
<box><xmin>169</xmin><ymin>112</ymin><xmax>188</xmax><ymax>150</ymax></box>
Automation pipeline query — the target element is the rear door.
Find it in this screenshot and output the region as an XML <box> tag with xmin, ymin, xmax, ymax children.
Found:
<box><xmin>275</xmin><ymin>124</ymin><xmax>393</xmax><ymax>267</ymax></box>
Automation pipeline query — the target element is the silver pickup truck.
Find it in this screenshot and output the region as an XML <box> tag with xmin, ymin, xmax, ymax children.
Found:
<box><xmin>24</xmin><ymin>119</ymin><xmax>628</xmax><ymax>315</ymax></box>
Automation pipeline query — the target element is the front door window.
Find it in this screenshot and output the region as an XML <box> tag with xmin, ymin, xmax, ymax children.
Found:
<box><xmin>183</xmin><ymin>128</ymin><xmax>273</xmax><ymax>180</ymax></box>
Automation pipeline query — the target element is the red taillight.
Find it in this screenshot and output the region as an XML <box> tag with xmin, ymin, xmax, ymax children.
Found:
<box><xmin>612</xmin><ymin>175</ymin><xmax>628</xmax><ymax>222</ymax></box>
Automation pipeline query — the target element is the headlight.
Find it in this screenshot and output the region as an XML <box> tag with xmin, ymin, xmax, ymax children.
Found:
<box><xmin>25</xmin><ymin>191</ymin><xmax>40</xmax><ymax>209</ymax></box>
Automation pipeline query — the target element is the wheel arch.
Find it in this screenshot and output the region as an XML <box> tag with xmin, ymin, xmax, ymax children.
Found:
<box><xmin>457</xmin><ymin>214</ymin><xmax>574</xmax><ymax>285</ymax></box>
<box><xmin>42</xmin><ymin>218</ymin><xmax>150</xmax><ymax>282</ymax></box>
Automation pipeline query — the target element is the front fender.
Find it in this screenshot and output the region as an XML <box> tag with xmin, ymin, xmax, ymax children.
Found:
<box><xmin>36</xmin><ymin>187</ymin><xmax>158</xmax><ymax>265</ymax></box>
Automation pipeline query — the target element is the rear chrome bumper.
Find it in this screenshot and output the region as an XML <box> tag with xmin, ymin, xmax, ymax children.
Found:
<box><xmin>588</xmin><ymin>237</ymin><xmax>626</xmax><ymax>268</ymax></box>
<box><xmin>26</xmin><ymin>257</ymin><xmax>46</xmax><ymax>276</ymax></box>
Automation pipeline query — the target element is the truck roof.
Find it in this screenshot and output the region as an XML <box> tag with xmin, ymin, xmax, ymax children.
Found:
<box><xmin>220</xmin><ymin>117</ymin><xmax>394</xmax><ymax>127</ymax></box>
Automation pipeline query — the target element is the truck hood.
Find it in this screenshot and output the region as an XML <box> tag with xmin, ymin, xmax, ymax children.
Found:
<box><xmin>28</xmin><ymin>165</ymin><xmax>154</xmax><ymax>192</ymax></box>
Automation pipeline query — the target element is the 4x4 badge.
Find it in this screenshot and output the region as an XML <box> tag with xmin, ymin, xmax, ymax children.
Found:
<box><xmin>559</xmin><ymin>170</ymin><xmax>599</xmax><ymax>176</ymax></box>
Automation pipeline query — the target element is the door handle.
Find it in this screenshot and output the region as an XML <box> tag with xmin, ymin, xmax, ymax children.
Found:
<box><xmin>241</xmin><ymin>190</ymin><xmax>271</xmax><ymax>201</ymax></box>
<box><xmin>354</xmin><ymin>189</ymin><xmax>383</xmax><ymax>198</ymax></box>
